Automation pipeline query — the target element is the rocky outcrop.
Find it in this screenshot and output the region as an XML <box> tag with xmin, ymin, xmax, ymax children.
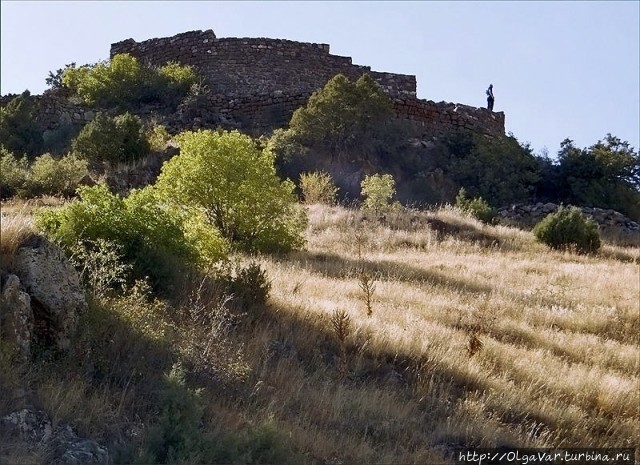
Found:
<box><xmin>497</xmin><ymin>203</ymin><xmax>640</xmax><ymax>246</ymax></box>
<box><xmin>1</xmin><ymin>237</ymin><xmax>87</xmax><ymax>355</ymax></box>
<box><xmin>1</xmin><ymin>409</ymin><xmax>109</xmax><ymax>465</ymax></box>
<box><xmin>0</xmin><ymin>274</ymin><xmax>33</xmax><ymax>360</ymax></box>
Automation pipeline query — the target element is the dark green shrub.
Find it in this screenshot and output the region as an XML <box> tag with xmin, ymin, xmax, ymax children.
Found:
<box><xmin>222</xmin><ymin>262</ymin><xmax>272</xmax><ymax>312</ymax></box>
<box><xmin>455</xmin><ymin>187</ymin><xmax>496</xmax><ymax>223</ymax></box>
<box><xmin>287</xmin><ymin>74</ymin><xmax>399</xmax><ymax>158</ymax></box>
<box><xmin>533</xmin><ymin>206</ymin><xmax>601</xmax><ymax>253</ymax></box>
<box><xmin>438</xmin><ymin>132</ymin><xmax>541</xmax><ymax>207</ymax></box>
<box><xmin>136</xmin><ymin>363</ymin><xmax>204</xmax><ymax>464</ymax></box>
<box><xmin>0</xmin><ymin>91</ymin><xmax>43</xmax><ymax>158</ymax></box>
<box><xmin>71</xmin><ymin>112</ymin><xmax>150</xmax><ymax>168</ymax></box>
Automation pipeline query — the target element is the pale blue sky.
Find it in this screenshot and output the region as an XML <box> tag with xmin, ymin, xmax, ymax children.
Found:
<box><xmin>2</xmin><ymin>1</ymin><xmax>639</xmax><ymax>157</ymax></box>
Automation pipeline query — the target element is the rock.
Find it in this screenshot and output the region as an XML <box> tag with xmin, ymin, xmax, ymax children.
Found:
<box><xmin>13</xmin><ymin>239</ymin><xmax>87</xmax><ymax>351</ymax></box>
<box><xmin>50</xmin><ymin>424</ymin><xmax>110</xmax><ymax>465</ymax></box>
<box><xmin>1</xmin><ymin>409</ymin><xmax>109</xmax><ymax>465</ymax></box>
<box><xmin>0</xmin><ymin>274</ymin><xmax>33</xmax><ymax>360</ymax></box>
<box><xmin>1</xmin><ymin>409</ymin><xmax>53</xmax><ymax>444</ymax></box>
<box><xmin>78</xmin><ymin>174</ymin><xmax>97</xmax><ymax>187</ymax></box>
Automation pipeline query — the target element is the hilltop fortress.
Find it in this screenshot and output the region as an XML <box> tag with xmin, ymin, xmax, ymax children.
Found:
<box><xmin>111</xmin><ymin>30</ymin><xmax>505</xmax><ymax>136</ymax></box>
<box><xmin>2</xmin><ymin>29</ymin><xmax>505</xmax><ymax>138</ymax></box>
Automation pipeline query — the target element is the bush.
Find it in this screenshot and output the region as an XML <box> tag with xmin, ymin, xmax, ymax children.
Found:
<box><xmin>147</xmin><ymin>124</ymin><xmax>171</xmax><ymax>152</ymax></box>
<box><xmin>36</xmin><ymin>184</ymin><xmax>228</xmax><ymax>293</ymax></box>
<box><xmin>61</xmin><ymin>55</ymin><xmax>197</xmax><ymax>109</ymax></box>
<box><xmin>0</xmin><ymin>91</ymin><xmax>43</xmax><ymax>158</ymax></box>
<box><xmin>299</xmin><ymin>171</ymin><xmax>338</xmax><ymax>205</ymax></box>
<box><xmin>222</xmin><ymin>262</ymin><xmax>271</xmax><ymax>312</ymax></box>
<box><xmin>71</xmin><ymin>112</ymin><xmax>150</xmax><ymax>168</ymax></box>
<box><xmin>361</xmin><ymin>173</ymin><xmax>397</xmax><ymax>214</ymax></box>
<box><xmin>455</xmin><ymin>187</ymin><xmax>496</xmax><ymax>223</ymax></box>
<box><xmin>29</xmin><ymin>153</ymin><xmax>88</xmax><ymax>197</ymax></box>
<box><xmin>155</xmin><ymin>130</ymin><xmax>307</xmax><ymax>253</ymax></box>
<box><xmin>0</xmin><ymin>149</ymin><xmax>87</xmax><ymax>198</ymax></box>
<box><xmin>0</xmin><ymin>147</ymin><xmax>29</xmax><ymax>198</ymax></box>
<box><xmin>533</xmin><ymin>206</ymin><xmax>601</xmax><ymax>253</ymax></box>
<box><xmin>136</xmin><ymin>363</ymin><xmax>205</xmax><ymax>464</ymax></box>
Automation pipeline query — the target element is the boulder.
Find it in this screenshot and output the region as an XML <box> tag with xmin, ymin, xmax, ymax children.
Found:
<box><xmin>0</xmin><ymin>274</ymin><xmax>33</xmax><ymax>360</ymax></box>
<box><xmin>13</xmin><ymin>239</ymin><xmax>87</xmax><ymax>351</ymax></box>
<box><xmin>1</xmin><ymin>409</ymin><xmax>109</xmax><ymax>465</ymax></box>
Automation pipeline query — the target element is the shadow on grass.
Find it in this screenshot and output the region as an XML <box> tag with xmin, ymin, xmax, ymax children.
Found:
<box><xmin>241</xmin><ymin>300</ymin><xmax>557</xmax><ymax>463</ymax></box>
<box><xmin>285</xmin><ymin>250</ymin><xmax>494</xmax><ymax>296</ymax></box>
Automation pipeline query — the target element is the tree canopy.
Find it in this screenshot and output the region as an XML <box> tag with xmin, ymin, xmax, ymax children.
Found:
<box><xmin>155</xmin><ymin>130</ymin><xmax>306</xmax><ymax>253</ymax></box>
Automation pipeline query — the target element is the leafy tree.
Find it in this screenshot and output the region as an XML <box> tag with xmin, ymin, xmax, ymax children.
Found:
<box><xmin>71</xmin><ymin>112</ymin><xmax>150</xmax><ymax>167</ymax></box>
<box><xmin>0</xmin><ymin>91</ymin><xmax>43</xmax><ymax>158</ymax></box>
<box><xmin>438</xmin><ymin>132</ymin><xmax>541</xmax><ymax>207</ymax></box>
<box><xmin>556</xmin><ymin>135</ymin><xmax>640</xmax><ymax>219</ymax></box>
<box><xmin>155</xmin><ymin>130</ymin><xmax>306</xmax><ymax>253</ymax></box>
<box><xmin>361</xmin><ymin>173</ymin><xmax>397</xmax><ymax>213</ymax></box>
<box><xmin>286</xmin><ymin>74</ymin><xmax>405</xmax><ymax>159</ymax></box>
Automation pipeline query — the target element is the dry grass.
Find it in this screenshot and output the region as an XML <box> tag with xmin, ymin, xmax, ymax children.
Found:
<box><xmin>1</xmin><ymin>201</ymin><xmax>638</xmax><ymax>464</ymax></box>
<box><xmin>0</xmin><ymin>205</ymin><xmax>37</xmax><ymax>273</ymax></box>
<box><xmin>246</xmin><ymin>204</ymin><xmax>639</xmax><ymax>462</ymax></box>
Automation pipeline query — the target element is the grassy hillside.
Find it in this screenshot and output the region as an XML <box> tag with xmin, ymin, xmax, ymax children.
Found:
<box><xmin>1</xmin><ymin>201</ymin><xmax>638</xmax><ymax>464</ymax></box>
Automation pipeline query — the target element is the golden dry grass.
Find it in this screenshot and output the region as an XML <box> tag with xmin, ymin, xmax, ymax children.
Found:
<box><xmin>239</xmin><ymin>204</ymin><xmax>639</xmax><ymax>462</ymax></box>
<box><xmin>1</xmin><ymin>201</ymin><xmax>638</xmax><ymax>464</ymax></box>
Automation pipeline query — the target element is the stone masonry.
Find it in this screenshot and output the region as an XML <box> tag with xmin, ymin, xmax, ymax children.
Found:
<box><xmin>1</xmin><ymin>29</ymin><xmax>506</xmax><ymax>138</ymax></box>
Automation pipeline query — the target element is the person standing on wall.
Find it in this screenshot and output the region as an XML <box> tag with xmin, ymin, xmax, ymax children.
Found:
<box><xmin>486</xmin><ymin>84</ymin><xmax>495</xmax><ymax>111</ymax></box>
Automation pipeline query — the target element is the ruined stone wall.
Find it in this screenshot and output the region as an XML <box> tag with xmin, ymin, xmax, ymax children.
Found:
<box><xmin>393</xmin><ymin>98</ymin><xmax>505</xmax><ymax>139</ymax></box>
<box><xmin>110</xmin><ymin>30</ymin><xmax>417</xmax><ymax>99</ymax></box>
<box><xmin>0</xmin><ymin>93</ymin><xmax>94</xmax><ymax>130</ymax></box>
<box><xmin>1</xmin><ymin>30</ymin><xmax>506</xmax><ymax>139</ymax></box>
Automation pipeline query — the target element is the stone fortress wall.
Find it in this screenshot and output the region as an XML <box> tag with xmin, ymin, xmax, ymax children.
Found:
<box><xmin>1</xmin><ymin>29</ymin><xmax>505</xmax><ymax>138</ymax></box>
<box><xmin>109</xmin><ymin>29</ymin><xmax>505</xmax><ymax>136</ymax></box>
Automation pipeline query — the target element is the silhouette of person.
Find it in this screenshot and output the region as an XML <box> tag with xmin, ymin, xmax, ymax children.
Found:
<box><xmin>486</xmin><ymin>84</ymin><xmax>495</xmax><ymax>111</ymax></box>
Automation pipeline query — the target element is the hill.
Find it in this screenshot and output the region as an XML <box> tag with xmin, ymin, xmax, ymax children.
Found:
<box><xmin>1</xmin><ymin>201</ymin><xmax>638</xmax><ymax>464</ymax></box>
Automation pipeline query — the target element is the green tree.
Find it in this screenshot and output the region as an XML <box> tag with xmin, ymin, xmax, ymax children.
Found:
<box><xmin>556</xmin><ymin>135</ymin><xmax>640</xmax><ymax>219</ymax></box>
<box><xmin>439</xmin><ymin>132</ymin><xmax>541</xmax><ymax>207</ymax></box>
<box><xmin>286</xmin><ymin>74</ymin><xmax>403</xmax><ymax>159</ymax></box>
<box><xmin>0</xmin><ymin>91</ymin><xmax>43</xmax><ymax>158</ymax></box>
<box><xmin>71</xmin><ymin>112</ymin><xmax>150</xmax><ymax>167</ymax></box>
<box><xmin>155</xmin><ymin>130</ymin><xmax>306</xmax><ymax>252</ymax></box>
<box><xmin>361</xmin><ymin>173</ymin><xmax>396</xmax><ymax>213</ymax></box>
